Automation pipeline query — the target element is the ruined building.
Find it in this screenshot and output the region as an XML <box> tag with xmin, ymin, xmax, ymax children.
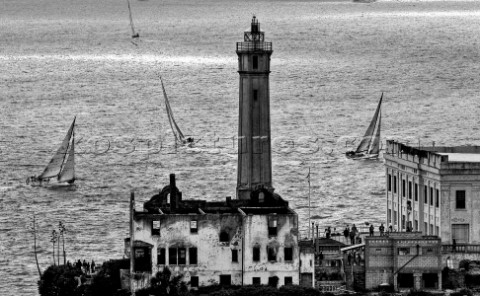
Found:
<box><xmin>126</xmin><ymin>18</ymin><xmax>310</xmax><ymax>292</ymax></box>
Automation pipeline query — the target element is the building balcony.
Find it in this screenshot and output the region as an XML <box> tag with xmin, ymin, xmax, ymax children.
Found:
<box><xmin>236</xmin><ymin>42</ymin><xmax>272</xmax><ymax>53</ymax></box>
<box><xmin>442</xmin><ymin>244</ymin><xmax>480</xmax><ymax>254</ymax></box>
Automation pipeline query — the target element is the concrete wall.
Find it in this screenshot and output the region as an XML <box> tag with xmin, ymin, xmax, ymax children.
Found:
<box><xmin>134</xmin><ymin>213</ymin><xmax>244</xmax><ymax>287</ymax></box>
<box><xmin>242</xmin><ymin>214</ymin><xmax>299</xmax><ymax>286</ymax></box>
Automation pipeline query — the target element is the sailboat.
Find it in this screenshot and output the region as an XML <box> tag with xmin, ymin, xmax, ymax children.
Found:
<box><xmin>159</xmin><ymin>76</ymin><xmax>194</xmax><ymax>145</ymax></box>
<box><xmin>346</xmin><ymin>93</ymin><xmax>382</xmax><ymax>159</ymax></box>
<box><xmin>126</xmin><ymin>0</ymin><xmax>140</xmax><ymax>38</ymax></box>
<box><xmin>27</xmin><ymin>117</ymin><xmax>76</xmax><ymax>186</ymax></box>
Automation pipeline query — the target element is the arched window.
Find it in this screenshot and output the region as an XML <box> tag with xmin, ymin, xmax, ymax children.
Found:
<box><xmin>220</xmin><ymin>231</ymin><xmax>229</xmax><ymax>242</ymax></box>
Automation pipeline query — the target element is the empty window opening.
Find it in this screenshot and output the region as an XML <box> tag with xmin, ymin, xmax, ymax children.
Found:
<box><xmin>284</xmin><ymin>247</ymin><xmax>293</xmax><ymax>261</ymax></box>
<box><xmin>253</xmin><ymin>246</ymin><xmax>260</xmax><ymax>261</ymax></box>
<box><xmin>157</xmin><ymin>248</ymin><xmax>166</xmax><ymax>265</ymax></box>
<box><xmin>220</xmin><ymin>231</ymin><xmax>230</xmax><ymax>242</ymax></box>
<box><xmin>232</xmin><ymin>249</ymin><xmax>238</xmax><ymax>262</ymax></box>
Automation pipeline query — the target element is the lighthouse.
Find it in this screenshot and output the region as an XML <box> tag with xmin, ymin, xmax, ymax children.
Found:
<box><xmin>236</xmin><ymin>16</ymin><xmax>274</xmax><ymax>200</ymax></box>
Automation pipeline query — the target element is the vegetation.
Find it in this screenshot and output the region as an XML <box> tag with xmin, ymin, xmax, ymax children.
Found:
<box><xmin>88</xmin><ymin>259</ymin><xmax>130</xmax><ymax>296</ymax></box>
<box><xmin>38</xmin><ymin>265</ymin><xmax>84</xmax><ymax>296</ymax></box>
<box><xmin>136</xmin><ymin>267</ymin><xmax>188</xmax><ymax>296</ymax></box>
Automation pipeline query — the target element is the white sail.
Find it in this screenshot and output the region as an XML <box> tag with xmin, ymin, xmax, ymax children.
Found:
<box><xmin>58</xmin><ymin>137</ymin><xmax>75</xmax><ymax>183</ymax></box>
<box><xmin>355</xmin><ymin>93</ymin><xmax>382</xmax><ymax>154</ymax></box>
<box><xmin>38</xmin><ymin>118</ymin><xmax>75</xmax><ymax>180</ymax></box>
<box><xmin>160</xmin><ymin>76</ymin><xmax>185</xmax><ymax>143</ymax></box>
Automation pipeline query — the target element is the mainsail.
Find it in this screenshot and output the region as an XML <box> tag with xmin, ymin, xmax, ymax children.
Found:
<box><xmin>355</xmin><ymin>93</ymin><xmax>382</xmax><ymax>155</ymax></box>
<box><xmin>38</xmin><ymin>117</ymin><xmax>75</xmax><ymax>180</ymax></box>
<box><xmin>58</xmin><ymin>135</ymin><xmax>75</xmax><ymax>183</ymax></box>
<box><xmin>159</xmin><ymin>76</ymin><xmax>186</xmax><ymax>143</ymax></box>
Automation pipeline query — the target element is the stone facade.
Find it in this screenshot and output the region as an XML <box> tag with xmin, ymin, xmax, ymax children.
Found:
<box><xmin>384</xmin><ymin>140</ymin><xmax>480</xmax><ymax>244</ymax></box>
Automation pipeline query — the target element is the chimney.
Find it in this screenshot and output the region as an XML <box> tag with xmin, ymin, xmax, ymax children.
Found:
<box><xmin>170</xmin><ymin>174</ymin><xmax>177</xmax><ymax>209</ymax></box>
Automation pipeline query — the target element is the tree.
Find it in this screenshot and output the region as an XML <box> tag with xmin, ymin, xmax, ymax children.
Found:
<box><xmin>51</xmin><ymin>230</ymin><xmax>58</xmax><ymax>265</ymax></box>
<box><xmin>32</xmin><ymin>214</ymin><xmax>43</xmax><ymax>278</ymax></box>
<box><xmin>38</xmin><ymin>264</ymin><xmax>83</xmax><ymax>296</ymax></box>
<box><xmin>59</xmin><ymin>221</ymin><xmax>67</xmax><ymax>265</ymax></box>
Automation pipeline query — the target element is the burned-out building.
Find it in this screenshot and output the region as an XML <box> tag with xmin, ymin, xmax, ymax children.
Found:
<box><xmin>124</xmin><ymin>17</ymin><xmax>308</xmax><ymax>292</ymax></box>
<box><xmin>127</xmin><ymin>174</ymin><xmax>299</xmax><ymax>291</ymax></box>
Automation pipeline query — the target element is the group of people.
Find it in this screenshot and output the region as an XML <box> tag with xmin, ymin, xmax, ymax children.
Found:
<box><xmin>321</xmin><ymin>222</ymin><xmax>403</xmax><ymax>245</ymax></box>
<box><xmin>66</xmin><ymin>259</ymin><xmax>97</xmax><ymax>275</ymax></box>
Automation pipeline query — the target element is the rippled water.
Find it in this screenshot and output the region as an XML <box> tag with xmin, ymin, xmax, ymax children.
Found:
<box><xmin>1</xmin><ymin>0</ymin><xmax>480</xmax><ymax>294</ymax></box>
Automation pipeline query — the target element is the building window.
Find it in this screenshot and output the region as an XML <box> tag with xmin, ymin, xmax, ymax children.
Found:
<box><xmin>415</xmin><ymin>184</ymin><xmax>418</xmax><ymax>201</ymax></box>
<box><xmin>219</xmin><ymin>275</ymin><xmax>231</xmax><ymax>286</ymax></box>
<box><xmin>253</xmin><ymin>90</ymin><xmax>258</xmax><ymax>101</ymax></box>
<box><xmin>398</xmin><ymin>247</ymin><xmax>410</xmax><ymax>255</ymax></box>
<box><xmin>190</xmin><ymin>276</ymin><xmax>199</xmax><ymax>288</ymax></box>
<box><xmin>267</xmin><ymin>246</ymin><xmax>276</xmax><ymax>261</ymax></box>
<box><xmin>452</xmin><ymin>224</ymin><xmax>469</xmax><ymax>243</ymax></box>
<box><xmin>402</xmin><ymin>180</ymin><xmax>406</xmax><ymax>197</ymax></box>
<box><xmin>435</xmin><ymin>189</ymin><xmax>439</xmax><ymax>208</ymax></box>
<box><xmin>394</xmin><ymin>176</ymin><xmax>397</xmax><ymax>193</ymax></box>
<box><xmin>157</xmin><ymin>248</ymin><xmax>166</xmax><ymax>265</ymax></box>
<box><xmin>436</xmin><ymin>226</ymin><xmax>439</xmax><ymax>236</ymax></box>
<box><xmin>232</xmin><ymin>249</ymin><xmax>238</xmax><ymax>262</ymax></box>
<box><xmin>388</xmin><ymin>210</ymin><xmax>391</xmax><ymax>224</ymax></box>
<box><xmin>189</xmin><ymin>248</ymin><xmax>197</xmax><ymax>264</ymax></box>
<box><xmin>178</xmin><ymin>248</ymin><xmax>186</xmax><ymax>264</ymax></box>
<box><xmin>430</xmin><ymin>224</ymin><xmax>434</xmax><ymax>235</ymax></box>
<box><xmin>190</xmin><ymin>220</ymin><xmax>198</xmax><ymax>233</ymax></box>
<box><xmin>456</xmin><ymin>190</ymin><xmax>466</xmax><ymax>209</ymax></box>
<box><xmin>253</xmin><ymin>56</ymin><xmax>258</xmax><ymax>69</ymax></box>
<box><xmin>394</xmin><ymin>211</ymin><xmax>397</xmax><ymax>225</ymax></box>
<box><xmin>252</xmin><ymin>277</ymin><xmax>261</xmax><ymax>285</ymax></box>
<box><xmin>415</xmin><ymin>220</ymin><xmax>418</xmax><ymax>231</ymax></box>
<box><xmin>152</xmin><ymin>220</ymin><xmax>160</xmax><ymax>235</ymax></box>
<box><xmin>259</xmin><ymin>192</ymin><xmax>265</xmax><ymax>203</ymax></box>
<box><xmin>388</xmin><ymin>174</ymin><xmax>392</xmax><ymax>191</ymax></box>
<box><xmin>424</xmin><ymin>222</ymin><xmax>428</xmax><ymax>235</ymax></box>
<box><xmin>284</xmin><ymin>247</ymin><xmax>293</xmax><ymax>261</ymax></box>
<box><xmin>408</xmin><ymin>181</ymin><xmax>412</xmax><ymax>199</ymax></box>
<box><xmin>268</xmin><ymin>276</ymin><xmax>279</xmax><ymax>287</ymax></box>
<box><xmin>284</xmin><ymin>277</ymin><xmax>293</xmax><ymax>285</ymax></box>
<box><xmin>253</xmin><ymin>246</ymin><xmax>260</xmax><ymax>261</ymax></box>
<box><xmin>169</xmin><ymin>248</ymin><xmax>177</xmax><ymax>265</ymax></box>
<box><xmin>423</xmin><ymin>247</ymin><xmax>435</xmax><ymax>254</ymax></box>
<box><xmin>402</xmin><ymin>215</ymin><xmax>405</xmax><ymax>229</ymax></box>
<box><xmin>268</xmin><ymin>218</ymin><xmax>277</xmax><ymax>236</ymax></box>
<box><xmin>220</xmin><ymin>231</ymin><xmax>229</xmax><ymax>242</ymax></box>
<box><xmin>430</xmin><ymin>187</ymin><xmax>434</xmax><ymax>206</ymax></box>
<box><xmin>424</xmin><ymin>186</ymin><xmax>428</xmax><ymax>204</ymax></box>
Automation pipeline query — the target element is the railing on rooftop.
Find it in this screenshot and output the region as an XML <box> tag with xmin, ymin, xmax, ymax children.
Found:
<box><xmin>442</xmin><ymin>244</ymin><xmax>480</xmax><ymax>254</ymax></box>
<box><xmin>236</xmin><ymin>41</ymin><xmax>272</xmax><ymax>53</ymax></box>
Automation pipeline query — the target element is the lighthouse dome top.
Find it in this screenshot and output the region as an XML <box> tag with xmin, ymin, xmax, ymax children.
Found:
<box><xmin>237</xmin><ymin>16</ymin><xmax>272</xmax><ymax>53</ymax></box>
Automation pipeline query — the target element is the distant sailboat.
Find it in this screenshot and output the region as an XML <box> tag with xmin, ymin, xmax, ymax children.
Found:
<box><xmin>159</xmin><ymin>76</ymin><xmax>194</xmax><ymax>145</ymax></box>
<box><xmin>127</xmin><ymin>0</ymin><xmax>140</xmax><ymax>38</ymax></box>
<box><xmin>346</xmin><ymin>93</ymin><xmax>382</xmax><ymax>159</ymax></box>
<box><xmin>27</xmin><ymin>117</ymin><xmax>76</xmax><ymax>186</ymax></box>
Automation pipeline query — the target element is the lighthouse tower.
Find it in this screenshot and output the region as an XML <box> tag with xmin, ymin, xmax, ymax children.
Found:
<box><xmin>236</xmin><ymin>16</ymin><xmax>274</xmax><ymax>200</ymax></box>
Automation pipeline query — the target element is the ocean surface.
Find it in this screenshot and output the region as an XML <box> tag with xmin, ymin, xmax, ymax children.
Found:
<box><xmin>1</xmin><ymin>0</ymin><xmax>480</xmax><ymax>294</ymax></box>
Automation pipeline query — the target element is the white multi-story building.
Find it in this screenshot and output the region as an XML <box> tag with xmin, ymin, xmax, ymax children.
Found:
<box><xmin>127</xmin><ymin>174</ymin><xmax>301</xmax><ymax>291</ymax></box>
<box><xmin>384</xmin><ymin>140</ymin><xmax>480</xmax><ymax>244</ymax></box>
